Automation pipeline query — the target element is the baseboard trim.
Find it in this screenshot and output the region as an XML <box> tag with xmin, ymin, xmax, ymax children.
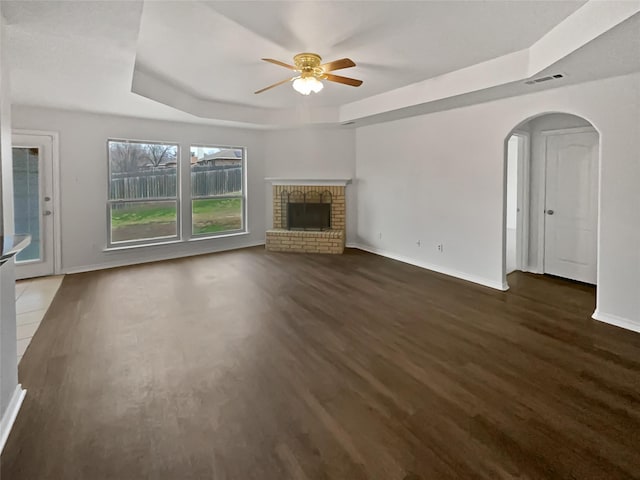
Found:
<box><xmin>348</xmin><ymin>243</ymin><xmax>508</xmax><ymax>291</ymax></box>
<box><xmin>592</xmin><ymin>309</ymin><xmax>640</xmax><ymax>334</ymax></box>
<box><xmin>0</xmin><ymin>385</ymin><xmax>26</xmax><ymax>454</ymax></box>
<box><xmin>63</xmin><ymin>241</ymin><xmax>266</xmax><ymax>275</ymax></box>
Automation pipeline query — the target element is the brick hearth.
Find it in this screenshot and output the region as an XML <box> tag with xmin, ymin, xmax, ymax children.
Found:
<box><xmin>266</xmin><ymin>184</ymin><xmax>346</xmax><ymax>254</ymax></box>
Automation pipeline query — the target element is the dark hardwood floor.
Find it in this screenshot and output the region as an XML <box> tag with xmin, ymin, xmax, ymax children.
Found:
<box><xmin>3</xmin><ymin>247</ymin><xmax>640</xmax><ymax>479</ymax></box>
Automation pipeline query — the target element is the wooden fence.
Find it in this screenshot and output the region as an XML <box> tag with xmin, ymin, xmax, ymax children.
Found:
<box><xmin>191</xmin><ymin>165</ymin><xmax>242</xmax><ymax>197</ymax></box>
<box><xmin>110</xmin><ymin>165</ymin><xmax>242</xmax><ymax>200</ymax></box>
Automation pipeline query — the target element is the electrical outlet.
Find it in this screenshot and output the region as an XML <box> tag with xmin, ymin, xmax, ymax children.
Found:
<box><xmin>416</xmin><ymin>239</ymin><xmax>421</xmax><ymax>246</ymax></box>
<box><xmin>437</xmin><ymin>243</ymin><xmax>444</xmax><ymax>253</ymax></box>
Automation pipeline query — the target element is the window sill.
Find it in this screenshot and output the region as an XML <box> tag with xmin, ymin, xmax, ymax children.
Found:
<box><xmin>188</xmin><ymin>230</ymin><xmax>249</xmax><ymax>242</ymax></box>
<box><xmin>103</xmin><ymin>231</ymin><xmax>250</xmax><ymax>252</ymax></box>
<box><xmin>104</xmin><ymin>239</ymin><xmax>183</xmax><ymax>252</ymax></box>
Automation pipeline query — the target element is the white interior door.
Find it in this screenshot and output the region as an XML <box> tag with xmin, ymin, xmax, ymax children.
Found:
<box><xmin>12</xmin><ymin>134</ymin><xmax>55</xmax><ymax>279</ymax></box>
<box><xmin>543</xmin><ymin>130</ymin><xmax>598</xmax><ymax>284</ymax></box>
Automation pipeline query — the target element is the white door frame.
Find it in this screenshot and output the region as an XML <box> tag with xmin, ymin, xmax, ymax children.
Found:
<box><xmin>537</xmin><ymin>126</ymin><xmax>598</xmax><ymax>276</ymax></box>
<box><xmin>503</xmin><ymin>130</ymin><xmax>530</xmax><ymax>284</ymax></box>
<box><xmin>512</xmin><ymin>131</ymin><xmax>530</xmax><ymax>272</ymax></box>
<box><xmin>12</xmin><ymin>129</ymin><xmax>62</xmax><ymax>276</ymax></box>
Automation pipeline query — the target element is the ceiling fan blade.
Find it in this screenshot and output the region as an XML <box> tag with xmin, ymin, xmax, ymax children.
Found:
<box><xmin>323</xmin><ymin>73</ymin><xmax>363</xmax><ymax>87</ymax></box>
<box><xmin>261</xmin><ymin>58</ymin><xmax>298</xmax><ymax>70</ymax></box>
<box><xmin>320</xmin><ymin>58</ymin><xmax>356</xmax><ymax>72</ymax></box>
<box><xmin>254</xmin><ymin>77</ymin><xmax>294</xmax><ymax>94</ymax></box>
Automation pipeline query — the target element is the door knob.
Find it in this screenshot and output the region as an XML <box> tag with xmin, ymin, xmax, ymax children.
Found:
<box><xmin>546</xmin><ymin>209</ymin><xmax>554</xmax><ymax>215</ymax></box>
<box><xmin>43</xmin><ymin>210</ymin><xmax>52</xmax><ymax>216</ymax></box>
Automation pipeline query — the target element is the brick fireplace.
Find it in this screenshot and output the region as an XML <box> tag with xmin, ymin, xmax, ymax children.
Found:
<box><xmin>265</xmin><ymin>179</ymin><xmax>351</xmax><ymax>254</ymax></box>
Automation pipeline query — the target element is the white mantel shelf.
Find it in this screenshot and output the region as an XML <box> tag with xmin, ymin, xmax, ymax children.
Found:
<box><xmin>265</xmin><ymin>178</ymin><xmax>352</xmax><ymax>186</ymax></box>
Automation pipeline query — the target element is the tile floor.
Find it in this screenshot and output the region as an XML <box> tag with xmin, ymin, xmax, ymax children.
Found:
<box><xmin>15</xmin><ymin>275</ymin><xmax>64</xmax><ymax>364</ymax></box>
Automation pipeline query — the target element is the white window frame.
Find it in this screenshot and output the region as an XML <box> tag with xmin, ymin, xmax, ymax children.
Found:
<box><xmin>106</xmin><ymin>138</ymin><xmax>181</xmax><ymax>248</ymax></box>
<box><xmin>189</xmin><ymin>144</ymin><xmax>247</xmax><ymax>239</ymax></box>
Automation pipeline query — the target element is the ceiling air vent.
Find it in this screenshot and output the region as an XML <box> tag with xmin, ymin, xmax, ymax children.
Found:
<box><xmin>525</xmin><ymin>73</ymin><xmax>564</xmax><ymax>85</ymax></box>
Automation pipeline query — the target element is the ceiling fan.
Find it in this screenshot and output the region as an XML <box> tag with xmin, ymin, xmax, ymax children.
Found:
<box><xmin>255</xmin><ymin>53</ymin><xmax>363</xmax><ymax>95</ymax></box>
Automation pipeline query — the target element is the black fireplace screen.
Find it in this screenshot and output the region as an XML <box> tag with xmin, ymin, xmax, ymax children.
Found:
<box><xmin>281</xmin><ymin>190</ymin><xmax>332</xmax><ymax>230</ymax></box>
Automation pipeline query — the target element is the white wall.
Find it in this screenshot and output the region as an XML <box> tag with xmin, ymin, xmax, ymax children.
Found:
<box><xmin>0</xmin><ymin>10</ymin><xmax>10</xmax><ymax>236</ymax></box>
<box><xmin>263</xmin><ymin>126</ymin><xmax>356</xmax><ymax>242</ymax></box>
<box><xmin>0</xmin><ymin>5</ymin><xmax>21</xmax><ymax>441</ymax></box>
<box><xmin>11</xmin><ymin>106</ymin><xmax>267</xmax><ymax>273</ymax></box>
<box><xmin>355</xmin><ymin>73</ymin><xmax>640</xmax><ymax>328</ymax></box>
<box><xmin>525</xmin><ymin>113</ymin><xmax>593</xmax><ymax>271</ymax></box>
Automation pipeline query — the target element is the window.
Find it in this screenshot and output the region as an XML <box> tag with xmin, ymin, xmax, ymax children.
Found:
<box><xmin>12</xmin><ymin>147</ymin><xmax>41</xmax><ymax>262</ymax></box>
<box><xmin>107</xmin><ymin>140</ymin><xmax>179</xmax><ymax>246</ymax></box>
<box><xmin>190</xmin><ymin>145</ymin><xmax>245</xmax><ymax>236</ymax></box>
<box><xmin>107</xmin><ymin>140</ymin><xmax>247</xmax><ymax>248</ymax></box>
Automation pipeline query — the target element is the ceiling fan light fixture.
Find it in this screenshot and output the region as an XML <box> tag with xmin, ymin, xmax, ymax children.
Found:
<box><xmin>255</xmin><ymin>53</ymin><xmax>361</xmax><ymax>95</ymax></box>
<box><xmin>292</xmin><ymin>76</ymin><xmax>324</xmax><ymax>95</ymax></box>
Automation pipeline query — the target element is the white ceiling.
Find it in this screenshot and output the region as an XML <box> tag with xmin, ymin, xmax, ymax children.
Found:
<box><xmin>4</xmin><ymin>1</ymin><xmax>216</xmax><ymax>126</ymax></box>
<box><xmin>3</xmin><ymin>1</ymin><xmax>639</xmax><ymax>128</ymax></box>
<box><xmin>135</xmin><ymin>0</ymin><xmax>586</xmax><ymax>109</ymax></box>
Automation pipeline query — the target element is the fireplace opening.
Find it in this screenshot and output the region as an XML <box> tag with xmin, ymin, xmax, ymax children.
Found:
<box><xmin>282</xmin><ymin>190</ymin><xmax>332</xmax><ymax>231</ymax></box>
<box><xmin>288</xmin><ymin>203</ymin><xmax>331</xmax><ymax>230</ymax></box>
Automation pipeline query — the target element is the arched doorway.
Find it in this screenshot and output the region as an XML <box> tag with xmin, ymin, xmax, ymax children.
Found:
<box><xmin>502</xmin><ymin>112</ymin><xmax>601</xmax><ymax>289</ymax></box>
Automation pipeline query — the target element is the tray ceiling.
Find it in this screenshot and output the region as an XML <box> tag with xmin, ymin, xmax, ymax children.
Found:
<box><xmin>134</xmin><ymin>1</ymin><xmax>586</xmax><ymax>109</ymax></box>
<box><xmin>4</xmin><ymin>1</ymin><xmax>639</xmax><ymax>128</ymax></box>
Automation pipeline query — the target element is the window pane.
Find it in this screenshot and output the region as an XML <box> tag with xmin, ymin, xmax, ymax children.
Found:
<box><xmin>190</xmin><ymin>146</ymin><xmax>243</xmax><ymax>197</ymax></box>
<box><xmin>109</xmin><ymin>140</ymin><xmax>178</xmax><ymax>200</ymax></box>
<box><xmin>12</xmin><ymin>147</ymin><xmax>41</xmax><ymax>262</ymax></box>
<box><xmin>110</xmin><ymin>201</ymin><xmax>178</xmax><ymax>244</ymax></box>
<box><xmin>192</xmin><ymin>198</ymin><xmax>242</xmax><ymax>235</ymax></box>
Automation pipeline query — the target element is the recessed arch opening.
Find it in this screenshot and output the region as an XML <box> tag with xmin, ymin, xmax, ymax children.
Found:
<box><xmin>502</xmin><ymin>111</ymin><xmax>602</xmax><ymax>298</ymax></box>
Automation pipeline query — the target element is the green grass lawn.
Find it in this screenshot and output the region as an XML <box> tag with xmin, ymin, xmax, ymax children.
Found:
<box><xmin>192</xmin><ymin>198</ymin><xmax>242</xmax><ymax>234</ymax></box>
<box><xmin>111</xmin><ymin>202</ymin><xmax>177</xmax><ymax>227</ymax></box>
<box><xmin>111</xmin><ymin>198</ymin><xmax>242</xmax><ymax>242</ymax></box>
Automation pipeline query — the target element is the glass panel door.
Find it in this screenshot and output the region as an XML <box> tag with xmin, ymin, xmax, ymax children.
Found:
<box><xmin>12</xmin><ymin>134</ymin><xmax>55</xmax><ymax>279</ymax></box>
<box><xmin>12</xmin><ymin>147</ymin><xmax>42</xmax><ymax>262</ymax></box>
